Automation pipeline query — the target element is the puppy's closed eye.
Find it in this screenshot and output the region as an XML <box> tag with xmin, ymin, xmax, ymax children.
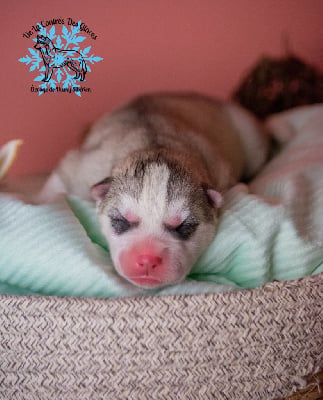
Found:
<box><xmin>165</xmin><ymin>217</ymin><xmax>199</xmax><ymax>241</ymax></box>
<box><xmin>109</xmin><ymin>211</ymin><xmax>139</xmax><ymax>235</ymax></box>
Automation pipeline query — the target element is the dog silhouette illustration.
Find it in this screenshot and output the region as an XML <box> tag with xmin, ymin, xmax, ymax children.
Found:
<box><xmin>34</xmin><ymin>35</ymin><xmax>87</xmax><ymax>82</ymax></box>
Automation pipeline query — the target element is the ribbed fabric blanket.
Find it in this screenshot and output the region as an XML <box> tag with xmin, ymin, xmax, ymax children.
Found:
<box><xmin>0</xmin><ymin>104</ymin><xmax>322</xmax><ymax>297</ymax></box>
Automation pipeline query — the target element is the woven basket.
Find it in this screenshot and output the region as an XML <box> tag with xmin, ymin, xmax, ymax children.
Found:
<box><xmin>1</xmin><ymin>273</ymin><xmax>322</xmax><ymax>400</ymax></box>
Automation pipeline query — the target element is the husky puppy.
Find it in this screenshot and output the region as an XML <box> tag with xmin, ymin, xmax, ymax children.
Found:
<box><xmin>40</xmin><ymin>92</ymin><xmax>268</xmax><ymax>288</ymax></box>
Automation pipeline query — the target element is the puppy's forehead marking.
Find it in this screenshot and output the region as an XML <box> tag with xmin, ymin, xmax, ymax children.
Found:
<box><xmin>117</xmin><ymin>193</ymin><xmax>139</xmax><ymax>214</ymax></box>
<box><xmin>117</xmin><ymin>170</ymin><xmax>189</xmax><ymax>225</ymax></box>
<box><xmin>166</xmin><ymin>198</ymin><xmax>188</xmax><ymax>217</ymax></box>
<box><xmin>139</xmin><ymin>163</ymin><xmax>170</xmax><ymax>217</ymax></box>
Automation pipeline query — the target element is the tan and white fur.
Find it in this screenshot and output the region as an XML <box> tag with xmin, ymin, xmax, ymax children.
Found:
<box><xmin>40</xmin><ymin>92</ymin><xmax>268</xmax><ymax>288</ymax></box>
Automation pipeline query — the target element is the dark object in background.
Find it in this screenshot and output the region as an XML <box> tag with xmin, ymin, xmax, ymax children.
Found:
<box><xmin>232</xmin><ymin>55</ymin><xmax>323</xmax><ymax>119</ymax></box>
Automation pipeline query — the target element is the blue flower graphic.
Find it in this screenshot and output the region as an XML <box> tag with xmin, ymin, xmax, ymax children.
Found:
<box><xmin>19</xmin><ymin>22</ymin><xmax>103</xmax><ymax>96</ymax></box>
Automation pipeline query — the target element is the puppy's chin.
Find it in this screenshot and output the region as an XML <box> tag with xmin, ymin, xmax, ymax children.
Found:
<box><xmin>114</xmin><ymin>260</ymin><xmax>188</xmax><ymax>289</ymax></box>
<box><xmin>122</xmin><ymin>273</ymin><xmax>186</xmax><ymax>289</ymax></box>
<box><xmin>127</xmin><ymin>276</ymin><xmax>164</xmax><ymax>288</ymax></box>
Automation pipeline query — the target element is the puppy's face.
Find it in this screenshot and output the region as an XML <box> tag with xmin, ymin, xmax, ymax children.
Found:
<box><xmin>91</xmin><ymin>157</ymin><xmax>222</xmax><ymax>289</ymax></box>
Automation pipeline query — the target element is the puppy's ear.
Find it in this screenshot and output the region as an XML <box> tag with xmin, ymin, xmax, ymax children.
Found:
<box><xmin>202</xmin><ymin>184</ymin><xmax>223</xmax><ymax>209</ymax></box>
<box><xmin>206</xmin><ymin>188</ymin><xmax>223</xmax><ymax>209</ymax></box>
<box><xmin>91</xmin><ymin>177</ymin><xmax>113</xmax><ymax>201</ymax></box>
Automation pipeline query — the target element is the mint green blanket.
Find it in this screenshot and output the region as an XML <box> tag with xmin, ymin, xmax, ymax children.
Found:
<box><xmin>1</xmin><ymin>105</ymin><xmax>322</xmax><ymax>297</ymax></box>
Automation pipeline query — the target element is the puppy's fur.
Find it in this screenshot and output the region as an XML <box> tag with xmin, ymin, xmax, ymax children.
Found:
<box><xmin>40</xmin><ymin>92</ymin><xmax>268</xmax><ymax>288</ymax></box>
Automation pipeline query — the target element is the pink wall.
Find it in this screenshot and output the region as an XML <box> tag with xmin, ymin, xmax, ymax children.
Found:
<box><xmin>1</xmin><ymin>0</ymin><xmax>323</xmax><ymax>177</ymax></box>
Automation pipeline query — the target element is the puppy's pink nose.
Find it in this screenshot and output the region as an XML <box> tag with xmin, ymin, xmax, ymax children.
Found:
<box><xmin>136</xmin><ymin>254</ymin><xmax>162</xmax><ymax>270</ymax></box>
